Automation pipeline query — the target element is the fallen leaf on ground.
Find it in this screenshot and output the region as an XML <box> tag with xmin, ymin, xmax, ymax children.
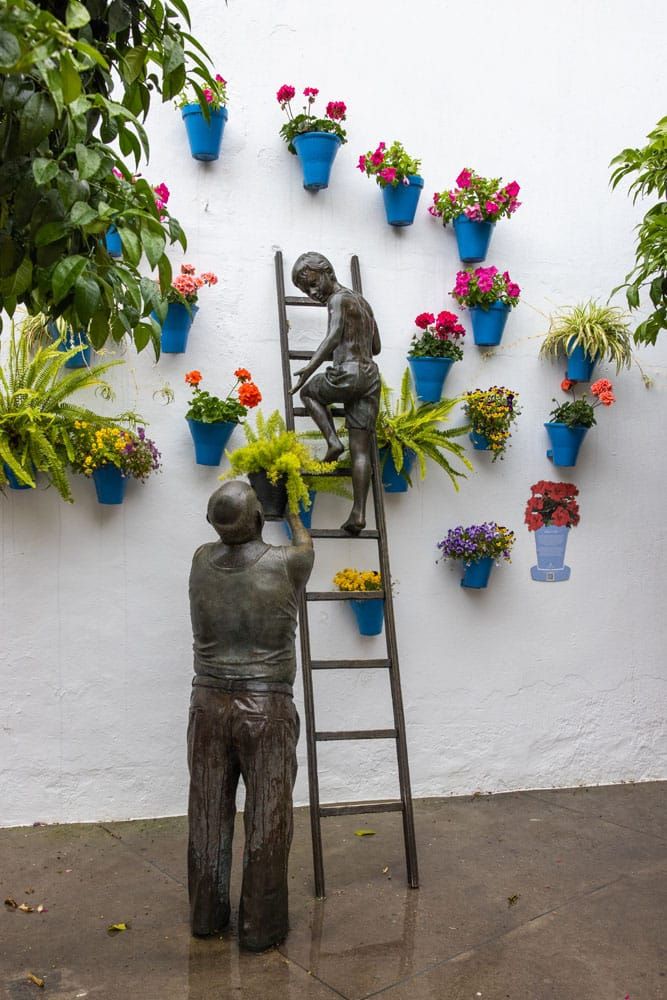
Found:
<box><xmin>27</xmin><ymin>973</ymin><xmax>44</xmax><ymax>988</ymax></box>
<box><xmin>4</xmin><ymin>897</ymin><xmax>18</xmax><ymax>909</ymax></box>
<box><xmin>382</xmin><ymin>866</ymin><xmax>389</xmax><ymax>873</ymax></box>
<box><xmin>354</xmin><ymin>829</ymin><xmax>376</xmax><ymax>837</ymax></box>
<box><xmin>507</xmin><ymin>894</ymin><xmax>520</xmax><ymax>907</ymax></box>
<box><xmin>19</xmin><ymin>903</ymin><xmax>35</xmax><ymax>912</ymax></box>
<box><xmin>107</xmin><ymin>922</ymin><xmax>130</xmax><ymax>934</ymax></box>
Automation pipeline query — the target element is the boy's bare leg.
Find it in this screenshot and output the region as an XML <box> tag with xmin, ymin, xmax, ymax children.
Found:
<box><xmin>341</xmin><ymin>428</ymin><xmax>371</xmax><ymax>535</ymax></box>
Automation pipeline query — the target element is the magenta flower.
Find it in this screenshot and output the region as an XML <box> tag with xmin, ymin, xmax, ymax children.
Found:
<box><xmin>202</xmin><ymin>88</ymin><xmax>214</xmax><ymax>103</ymax></box>
<box><xmin>507</xmin><ymin>282</ymin><xmax>521</xmax><ymax>299</ymax></box>
<box><xmin>485</xmin><ymin>200</ymin><xmax>499</xmax><ymax>216</ymax></box>
<box><xmin>276</xmin><ymin>84</ymin><xmax>295</xmax><ymax>104</ymax></box>
<box><xmin>303</xmin><ymin>86</ymin><xmax>319</xmax><ymax>98</ymax></box>
<box><xmin>215</xmin><ymin>73</ymin><xmax>227</xmax><ymax>84</ymax></box>
<box><xmin>379</xmin><ymin>166</ymin><xmax>397</xmax><ymax>185</ymax></box>
<box><xmin>464</xmin><ymin>205</ymin><xmax>482</xmax><ymax>221</ymax></box>
<box><xmin>325</xmin><ymin>100</ymin><xmax>346</xmax><ymax>120</ymax></box>
<box><xmin>112</xmin><ymin>167</ymin><xmax>124</xmax><ymax>180</ymax></box>
<box><xmin>357</xmin><ymin>154</ymin><xmax>367</xmax><ymax>172</ymax></box>
<box><xmin>456</xmin><ymin>168</ymin><xmax>472</xmax><ymax>189</ymax></box>
<box><xmin>153</xmin><ymin>182</ymin><xmax>170</xmax><ymax>204</ymax></box>
<box><xmin>428</xmin><ymin>205</ymin><xmax>439</xmax><ymax>217</ymax></box>
<box><xmin>505</xmin><ymin>180</ymin><xmax>520</xmax><ymax>198</ymax></box>
<box><xmin>415</xmin><ymin>312</ymin><xmax>435</xmax><ymax>329</ymax></box>
<box><xmin>370</xmin><ymin>150</ymin><xmax>385</xmax><ymax>166</ymax></box>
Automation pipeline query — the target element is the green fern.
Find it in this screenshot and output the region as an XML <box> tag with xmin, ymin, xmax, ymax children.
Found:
<box><xmin>540</xmin><ymin>301</ymin><xmax>633</xmax><ymax>373</ymax></box>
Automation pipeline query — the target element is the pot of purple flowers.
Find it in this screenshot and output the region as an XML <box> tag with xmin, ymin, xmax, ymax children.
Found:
<box><xmin>407</xmin><ymin>310</ymin><xmax>465</xmax><ymax>402</ymax></box>
<box><xmin>451</xmin><ymin>267</ymin><xmax>521</xmax><ymax>347</ymax></box>
<box><xmin>429</xmin><ymin>168</ymin><xmax>521</xmax><ymax>262</ymax></box>
<box><xmin>72</xmin><ymin>424</ymin><xmax>161</xmax><ymax>505</ymax></box>
<box><xmin>437</xmin><ymin>522</ymin><xmax>515</xmax><ymax>589</ymax></box>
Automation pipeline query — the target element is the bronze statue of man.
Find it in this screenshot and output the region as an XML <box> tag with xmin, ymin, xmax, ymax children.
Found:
<box><xmin>289</xmin><ymin>251</ymin><xmax>381</xmax><ymax>535</ymax></box>
<box><xmin>187</xmin><ymin>481</ymin><xmax>313</xmax><ymax>951</ymax></box>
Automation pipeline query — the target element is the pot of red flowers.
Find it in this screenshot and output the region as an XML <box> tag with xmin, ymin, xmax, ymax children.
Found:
<box><xmin>437</xmin><ymin>522</ymin><xmax>515</xmax><ymax>590</ymax></box>
<box><xmin>464</xmin><ymin>386</ymin><xmax>521</xmax><ymax>459</ymax></box>
<box><xmin>184</xmin><ymin>368</ymin><xmax>262</xmax><ymax>466</ymax></box>
<box><xmin>525</xmin><ymin>480</ymin><xmax>580</xmax><ymax>582</ymax></box>
<box><xmin>429</xmin><ymin>168</ymin><xmax>521</xmax><ymax>263</ymax></box>
<box><xmin>277</xmin><ymin>85</ymin><xmax>347</xmax><ymax>191</ymax></box>
<box><xmin>407</xmin><ymin>310</ymin><xmax>465</xmax><ymax>402</ymax></box>
<box><xmin>333</xmin><ymin>568</ymin><xmax>384</xmax><ymax>636</ymax></box>
<box><xmin>72</xmin><ymin>423</ymin><xmax>161</xmax><ymax>505</ymax></box>
<box><xmin>357</xmin><ymin>141</ymin><xmax>423</xmax><ymax>226</ymax></box>
<box><xmin>545</xmin><ymin>378</ymin><xmax>615</xmax><ymax>467</ymax></box>
<box><xmin>105</xmin><ymin>171</ymin><xmax>170</xmax><ymax>258</ymax></box>
<box><xmin>154</xmin><ymin>264</ymin><xmax>218</xmax><ymax>354</ymax></box>
<box><xmin>176</xmin><ymin>74</ymin><xmax>228</xmax><ymax>161</ymax></box>
<box><xmin>451</xmin><ymin>267</ymin><xmax>520</xmax><ymax>346</ymax></box>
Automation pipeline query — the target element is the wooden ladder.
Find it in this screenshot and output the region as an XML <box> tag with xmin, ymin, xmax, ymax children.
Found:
<box><xmin>274</xmin><ymin>250</ymin><xmax>419</xmax><ymax>899</ymax></box>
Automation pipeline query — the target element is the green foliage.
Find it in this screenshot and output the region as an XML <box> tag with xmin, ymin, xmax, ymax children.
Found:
<box><xmin>610</xmin><ymin>116</ymin><xmax>667</xmax><ymax>345</ymax></box>
<box><xmin>539</xmin><ymin>301</ymin><xmax>633</xmax><ymax>372</ymax></box>
<box><xmin>376</xmin><ymin>369</ymin><xmax>472</xmax><ymax>490</ymax></box>
<box><xmin>408</xmin><ymin>331</ymin><xmax>463</xmax><ymax>361</ymax></box>
<box><xmin>0</xmin><ymin>326</ymin><xmax>134</xmax><ymax>500</ymax></box>
<box><xmin>186</xmin><ymin>389</ymin><xmax>246</xmax><ymax>425</ymax></box>
<box><xmin>0</xmin><ymin>0</ymin><xmax>216</xmax><ymax>354</ymax></box>
<box><xmin>549</xmin><ymin>398</ymin><xmax>597</xmax><ymax>429</ymax></box>
<box><xmin>358</xmin><ymin>141</ymin><xmax>421</xmax><ymax>188</ymax></box>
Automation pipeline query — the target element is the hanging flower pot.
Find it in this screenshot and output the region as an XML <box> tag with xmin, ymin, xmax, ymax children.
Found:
<box><xmin>469</xmin><ymin>301</ymin><xmax>511</xmax><ymax>346</ymax></box>
<box><xmin>451</xmin><ymin>268</ymin><xmax>520</xmax><ymax>347</ymax></box>
<box><xmin>349</xmin><ymin>597</ymin><xmax>385</xmax><ymax>636</ymax></box>
<box><xmin>379</xmin><ymin>446</ymin><xmax>416</xmax><ymax>493</ymax></box>
<box><xmin>105</xmin><ymin>224</ymin><xmax>123</xmax><ymax>257</ymax></box>
<box><xmin>284</xmin><ymin>491</ymin><xmax>316</xmax><ymax>538</ymax></box>
<box><xmin>47</xmin><ymin>323</ymin><xmax>91</xmax><ymax>368</ymax></box>
<box><xmin>406</xmin><ymin>310</ymin><xmax>465</xmax><ymax>402</ymax></box>
<box><xmin>382</xmin><ymin>175</ymin><xmax>424</xmax><ymax>227</ymax></box>
<box><xmin>460</xmin><ymin>557</ymin><xmax>494</xmax><ymax>589</ymax></box>
<box><xmin>566</xmin><ymin>344</ymin><xmax>597</xmax><ymax>382</ymax></box>
<box><xmin>544</xmin><ymin>422</ymin><xmax>588</xmax><ymax>467</ymax></box>
<box><xmin>184</xmin><ymin>368</ymin><xmax>261</xmax><ymax>466</ymax></box>
<box><xmin>531</xmin><ymin>525</ymin><xmax>571</xmax><ymax>582</ymax></box>
<box><xmin>92</xmin><ymin>464</ymin><xmax>127</xmax><ymax>505</ymax></box>
<box><xmin>469</xmin><ymin>431</ymin><xmax>491</xmax><ymax>451</ymax></box>
<box><xmin>187</xmin><ymin>419</ymin><xmax>237</xmax><ymax>466</ymax></box>
<box><xmin>408</xmin><ymin>357</ymin><xmax>454</xmax><ymax>402</ymax></box>
<box><xmin>248</xmin><ymin>470</ymin><xmax>288</xmax><ymax>520</ymax></box>
<box><xmin>2</xmin><ymin>462</ymin><xmax>34</xmax><ymax>490</ymax></box>
<box><xmin>155</xmin><ymin>302</ymin><xmax>198</xmax><ymax>354</ymax></box>
<box><xmin>525</xmin><ymin>482</ymin><xmax>579</xmax><ymax>582</ymax></box>
<box><xmin>181</xmin><ymin>104</ymin><xmax>228</xmax><ymax>161</ymax></box>
<box><xmin>292</xmin><ymin>132</ymin><xmax>342</xmax><ymax>190</ymax></box>
<box><xmin>452</xmin><ymin>216</ymin><xmax>495</xmax><ymax>263</ymax></box>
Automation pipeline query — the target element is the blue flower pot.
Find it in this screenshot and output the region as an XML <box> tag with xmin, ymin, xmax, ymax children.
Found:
<box><xmin>292</xmin><ymin>132</ymin><xmax>341</xmax><ymax>191</ymax></box>
<box><xmin>48</xmin><ymin>323</ymin><xmax>91</xmax><ymax>368</ymax></box>
<box><xmin>154</xmin><ymin>303</ymin><xmax>198</xmax><ymax>354</ymax></box>
<box><xmin>461</xmin><ymin>557</ymin><xmax>494</xmax><ymax>589</ymax></box>
<box><xmin>545</xmin><ymin>422</ymin><xmax>588</xmax><ymax>467</ymax></box>
<box><xmin>566</xmin><ymin>344</ymin><xmax>597</xmax><ymax>382</ymax></box>
<box><xmin>187</xmin><ymin>418</ymin><xmax>237</xmax><ymax>466</ymax></box>
<box><xmin>379</xmin><ymin>446</ymin><xmax>416</xmax><ymax>493</ymax></box>
<box><xmin>3</xmin><ymin>462</ymin><xmax>34</xmax><ymax>490</ymax></box>
<box><xmin>181</xmin><ymin>104</ymin><xmax>227</xmax><ymax>161</ymax></box>
<box><xmin>382</xmin><ymin>175</ymin><xmax>423</xmax><ymax>227</ymax></box>
<box><xmin>453</xmin><ymin>216</ymin><xmax>495</xmax><ymax>263</ymax></box>
<box><xmin>92</xmin><ymin>464</ymin><xmax>127</xmax><ymax>505</ymax></box>
<box><xmin>469</xmin><ymin>431</ymin><xmax>491</xmax><ymax>450</ymax></box>
<box><xmin>105</xmin><ymin>225</ymin><xmax>122</xmax><ymax>257</ymax></box>
<box><xmin>470</xmin><ymin>302</ymin><xmax>511</xmax><ymax>346</ymax></box>
<box><xmin>408</xmin><ymin>356</ymin><xmax>454</xmax><ymax>402</ymax></box>
<box><xmin>284</xmin><ymin>491</ymin><xmax>316</xmax><ymax>539</ymax></box>
<box><xmin>349</xmin><ymin>598</ymin><xmax>385</xmax><ymax>636</ymax></box>
<box><xmin>531</xmin><ymin>525</ymin><xmax>571</xmax><ymax>582</ymax></box>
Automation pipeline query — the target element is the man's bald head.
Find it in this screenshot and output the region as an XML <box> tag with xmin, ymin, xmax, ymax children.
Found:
<box><xmin>207</xmin><ymin>481</ymin><xmax>264</xmax><ymax>544</ymax></box>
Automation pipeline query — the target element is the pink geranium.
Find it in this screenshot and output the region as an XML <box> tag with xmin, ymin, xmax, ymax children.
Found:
<box><xmin>379</xmin><ymin>166</ymin><xmax>397</xmax><ymax>185</ymax></box>
<box><xmin>456</xmin><ymin>168</ymin><xmax>472</xmax><ymax>189</ymax></box>
<box><xmin>325</xmin><ymin>101</ymin><xmax>347</xmax><ymax>121</ymax></box>
<box><xmin>430</xmin><ymin>168</ymin><xmax>522</xmax><ymax>227</ymax></box>
<box><xmin>276</xmin><ymin>84</ymin><xmax>296</xmax><ymax>104</ymax></box>
<box><xmin>277</xmin><ymin>85</ymin><xmax>348</xmax><ymax>152</ymax></box>
<box><xmin>415</xmin><ymin>312</ymin><xmax>435</xmax><ymax>329</ymax></box>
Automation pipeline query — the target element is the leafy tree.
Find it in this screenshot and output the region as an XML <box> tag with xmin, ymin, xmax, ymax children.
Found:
<box><xmin>610</xmin><ymin>116</ymin><xmax>667</xmax><ymax>346</ymax></box>
<box><xmin>0</xmin><ymin>0</ymin><xmax>216</xmax><ymax>355</ymax></box>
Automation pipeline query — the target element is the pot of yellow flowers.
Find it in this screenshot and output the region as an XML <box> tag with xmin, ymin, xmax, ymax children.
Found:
<box><xmin>71</xmin><ymin>423</ymin><xmax>162</xmax><ymax>504</ymax></box>
<box><xmin>333</xmin><ymin>568</ymin><xmax>384</xmax><ymax>636</ymax></box>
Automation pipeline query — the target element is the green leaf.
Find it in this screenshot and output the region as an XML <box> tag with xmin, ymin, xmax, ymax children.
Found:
<box><xmin>89</xmin><ymin>309</ymin><xmax>111</xmax><ymax>349</ymax></box>
<box><xmin>0</xmin><ymin>30</ymin><xmax>20</xmax><ymax>70</ymax></box>
<box><xmin>18</xmin><ymin>92</ymin><xmax>56</xmax><ymax>152</ymax></box>
<box><xmin>157</xmin><ymin>252</ymin><xmax>172</xmax><ymax>293</ymax></box>
<box><xmin>0</xmin><ymin>235</ymin><xmax>20</xmax><ymax>277</ymax></box>
<box><xmin>70</xmin><ymin>200</ymin><xmax>98</xmax><ymax>226</ymax></box>
<box><xmin>74</xmin><ymin>275</ymin><xmax>101</xmax><ymax>322</ymax></box>
<box><xmin>75</xmin><ymin>143</ymin><xmax>102</xmax><ymax>180</ymax></box>
<box><xmin>123</xmin><ymin>46</ymin><xmax>147</xmax><ymax>84</ymax></box>
<box><xmin>133</xmin><ymin>321</ymin><xmax>153</xmax><ymax>352</ymax></box>
<box><xmin>52</xmin><ymin>255</ymin><xmax>87</xmax><ymax>303</ymax></box>
<box><xmin>141</xmin><ymin>224</ymin><xmax>165</xmax><ymax>269</ymax></box>
<box><xmin>35</xmin><ymin>221</ymin><xmax>69</xmax><ymax>246</ymax></box>
<box><xmin>0</xmin><ymin>257</ymin><xmax>32</xmax><ymax>297</ymax></box>
<box><xmin>117</xmin><ymin>227</ymin><xmax>141</xmax><ymax>266</ymax></box>
<box><xmin>167</xmin><ymin>0</ymin><xmax>192</xmax><ymax>26</ymax></box>
<box><xmin>32</xmin><ymin>158</ymin><xmax>59</xmax><ymax>186</ymax></box>
<box><xmin>626</xmin><ymin>283</ymin><xmax>640</xmax><ymax>309</ymax></box>
<box><xmin>354</xmin><ymin>829</ymin><xmax>376</xmax><ymax>837</ymax></box>
<box><xmin>162</xmin><ymin>35</ymin><xmax>185</xmax><ymax>76</ymax></box>
<box><xmin>66</xmin><ymin>0</ymin><xmax>91</xmax><ymax>28</ymax></box>
<box><xmin>72</xmin><ymin>39</ymin><xmax>108</xmax><ymax>68</ymax></box>
<box><xmin>61</xmin><ymin>52</ymin><xmax>82</xmax><ymax>104</ymax></box>
<box><xmin>108</xmin><ymin>0</ymin><xmax>132</xmax><ymax>33</ymax></box>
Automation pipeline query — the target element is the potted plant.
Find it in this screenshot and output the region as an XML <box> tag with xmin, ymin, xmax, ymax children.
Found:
<box><xmin>176</xmin><ymin>73</ymin><xmax>228</xmax><ymax>161</ymax></box>
<box><xmin>545</xmin><ymin>378</ymin><xmax>616</xmax><ymax>467</ymax></box>
<box><xmin>277</xmin><ymin>85</ymin><xmax>347</xmax><ymax>191</ymax></box>
<box><xmin>525</xmin><ymin>480</ymin><xmax>580</xmax><ymax>582</ymax></box>
<box><xmin>333</xmin><ymin>568</ymin><xmax>384</xmax><ymax>636</ymax></box>
<box><xmin>357</xmin><ymin>141</ymin><xmax>423</xmax><ymax>226</ymax></box>
<box><xmin>376</xmin><ymin>369</ymin><xmax>472</xmax><ymax>493</ymax></box>
<box><xmin>407</xmin><ymin>310</ymin><xmax>465</xmax><ymax>402</ymax></box>
<box><xmin>0</xmin><ymin>333</ymin><xmax>127</xmax><ymax>500</ymax></box>
<box><xmin>539</xmin><ymin>301</ymin><xmax>633</xmax><ymax>381</ymax></box>
<box><xmin>184</xmin><ymin>368</ymin><xmax>262</xmax><ymax>466</ymax></box>
<box><xmin>451</xmin><ymin>267</ymin><xmax>521</xmax><ymax>346</ymax></box>
<box><xmin>437</xmin><ymin>522</ymin><xmax>515</xmax><ymax>589</ymax></box>
<box><xmin>463</xmin><ymin>386</ymin><xmax>521</xmax><ymax>459</ymax></box>
<box><xmin>222</xmin><ymin>410</ymin><xmax>338</xmax><ymax>518</ymax></box>
<box><xmin>105</xmin><ymin>172</ymin><xmax>171</xmax><ymax>258</ymax></box>
<box><xmin>153</xmin><ymin>264</ymin><xmax>218</xmax><ymax>354</ymax></box>
<box><xmin>21</xmin><ymin>313</ymin><xmax>92</xmax><ymax>371</ymax></box>
<box><xmin>71</xmin><ymin>423</ymin><xmax>161</xmax><ymax>505</ymax></box>
<box><xmin>429</xmin><ymin>167</ymin><xmax>521</xmax><ymax>262</ymax></box>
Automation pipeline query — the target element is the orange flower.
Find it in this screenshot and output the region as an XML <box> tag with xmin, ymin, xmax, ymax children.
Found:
<box><xmin>238</xmin><ymin>382</ymin><xmax>262</xmax><ymax>408</ymax></box>
<box><xmin>561</xmin><ymin>378</ymin><xmax>575</xmax><ymax>391</ymax></box>
<box><xmin>234</xmin><ymin>367</ymin><xmax>252</xmax><ymax>383</ymax></box>
<box><xmin>181</xmin><ymin>263</ymin><xmax>196</xmax><ymax>275</ymax></box>
<box><xmin>185</xmin><ymin>370</ymin><xmax>202</xmax><ymax>386</ymax></box>
<box><xmin>598</xmin><ymin>390</ymin><xmax>616</xmax><ymax>406</ymax></box>
<box><xmin>590</xmin><ymin>378</ymin><xmax>613</xmax><ymax>397</ymax></box>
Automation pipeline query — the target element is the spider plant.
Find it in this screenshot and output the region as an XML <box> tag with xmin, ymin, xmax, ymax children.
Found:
<box><xmin>376</xmin><ymin>369</ymin><xmax>472</xmax><ymax>489</ymax></box>
<box><xmin>539</xmin><ymin>301</ymin><xmax>633</xmax><ymax>373</ymax></box>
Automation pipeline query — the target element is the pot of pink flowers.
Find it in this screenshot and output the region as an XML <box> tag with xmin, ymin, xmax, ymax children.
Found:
<box><xmin>277</xmin><ymin>85</ymin><xmax>348</xmax><ymax>190</ymax></box>
<box><xmin>429</xmin><ymin>168</ymin><xmax>521</xmax><ymax>263</ymax></box>
<box><xmin>177</xmin><ymin>74</ymin><xmax>228</xmax><ymax>161</ymax></box>
<box><xmin>153</xmin><ymin>264</ymin><xmax>218</xmax><ymax>354</ymax></box>
<box><xmin>357</xmin><ymin>141</ymin><xmax>423</xmax><ymax>226</ymax></box>
<box><xmin>451</xmin><ymin>267</ymin><xmax>521</xmax><ymax>347</ymax></box>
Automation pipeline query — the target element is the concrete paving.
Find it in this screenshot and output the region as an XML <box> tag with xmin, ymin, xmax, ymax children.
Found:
<box><xmin>1</xmin><ymin>783</ymin><xmax>665</xmax><ymax>999</ymax></box>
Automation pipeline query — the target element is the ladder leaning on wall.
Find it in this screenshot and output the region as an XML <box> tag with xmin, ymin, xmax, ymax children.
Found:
<box><xmin>274</xmin><ymin>249</ymin><xmax>419</xmax><ymax>899</ymax></box>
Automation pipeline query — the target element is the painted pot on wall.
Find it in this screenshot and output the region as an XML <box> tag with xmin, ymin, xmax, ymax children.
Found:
<box><xmin>154</xmin><ymin>303</ymin><xmax>198</xmax><ymax>354</ymax></box>
<box><xmin>452</xmin><ymin>216</ymin><xmax>495</xmax><ymax>263</ymax></box>
<box><xmin>379</xmin><ymin>446</ymin><xmax>416</xmax><ymax>493</ymax></box>
<box><xmin>187</xmin><ymin>419</ymin><xmax>237</xmax><ymax>466</ymax></box>
<box><xmin>47</xmin><ymin>323</ymin><xmax>91</xmax><ymax>368</ymax></box>
<box><xmin>469</xmin><ymin>431</ymin><xmax>491</xmax><ymax>451</ymax></box>
<box><xmin>531</xmin><ymin>525</ymin><xmax>571</xmax><ymax>582</ymax></box>
<box><xmin>105</xmin><ymin>224</ymin><xmax>122</xmax><ymax>257</ymax></box>
<box><xmin>382</xmin><ymin>175</ymin><xmax>424</xmax><ymax>226</ymax></box>
<box><xmin>248</xmin><ymin>470</ymin><xmax>288</xmax><ymax>520</ymax></box>
<box><xmin>545</xmin><ymin>422</ymin><xmax>588</xmax><ymax>467</ymax></box>
<box><xmin>566</xmin><ymin>344</ymin><xmax>597</xmax><ymax>382</ymax></box>
<box><xmin>460</xmin><ymin>557</ymin><xmax>494</xmax><ymax>589</ymax></box>
<box><xmin>408</xmin><ymin>357</ymin><xmax>454</xmax><ymax>403</ymax></box>
<box><xmin>469</xmin><ymin>302</ymin><xmax>511</xmax><ymax>346</ymax></box>
<box><xmin>283</xmin><ymin>490</ymin><xmax>316</xmax><ymax>539</ymax></box>
<box><xmin>349</xmin><ymin>597</ymin><xmax>385</xmax><ymax>636</ymax></box>
<box><xmin>2</xmin><ymin>462</ymin><xmax>34</xmax><ymax>490</ymax></box>
<box><xmin>92</xmin><ymin>464</ymin><xmax>126</xmax><ymax>505</ymax></box>
<box><xmin>181</xmin><ymin>104</ymin><xmax>228</xmax><ymax>161</ymax></box>
<box><xmin>292</xmin><ymin>132</ymin><xmax>341</xmax><ymax>191</ymax></box>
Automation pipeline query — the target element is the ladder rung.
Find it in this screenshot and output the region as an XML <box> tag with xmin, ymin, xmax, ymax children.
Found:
<box><xmin>285</xmin><ymin>295</ymin><xmax>325</xmax><ymax>307</ymax></box>
<box><xmin>311</xmin><ymin>658</ymin><xmax>391</xmax><ymax>670</ymax></box>
<box><xmin>319</xmin><ymin>800</ymin><xmax>404</xmax><ymax>817</ymax></box>
<box><xmin>316</xmin><ymin>729</ymin><xmax>397</xmax><ymax>741</ymax></box>
<box><xmin>306</xmin><ymin>590</ymin><xmax>385</xmax><ymax>601</ymax></box>
<box><xmin>309</xmin><ymin>528</ymin><xmax>379</xmax><ymax>539</ymax></box>
<box><xmin>293</xmin><ymin>406</ymin><xmax>346</xmax><ymax>417</ymax></box>
<box><xmin>288</xmin><ymin>350</ymin><xmax>314</xmax><ymax>360</ymax></box>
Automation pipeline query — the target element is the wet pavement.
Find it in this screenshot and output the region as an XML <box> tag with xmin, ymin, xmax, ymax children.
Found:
<box><xmin>1</xmin><ymin>783</ymin><xmax>665</xmax><ymax>999</ymax></box>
